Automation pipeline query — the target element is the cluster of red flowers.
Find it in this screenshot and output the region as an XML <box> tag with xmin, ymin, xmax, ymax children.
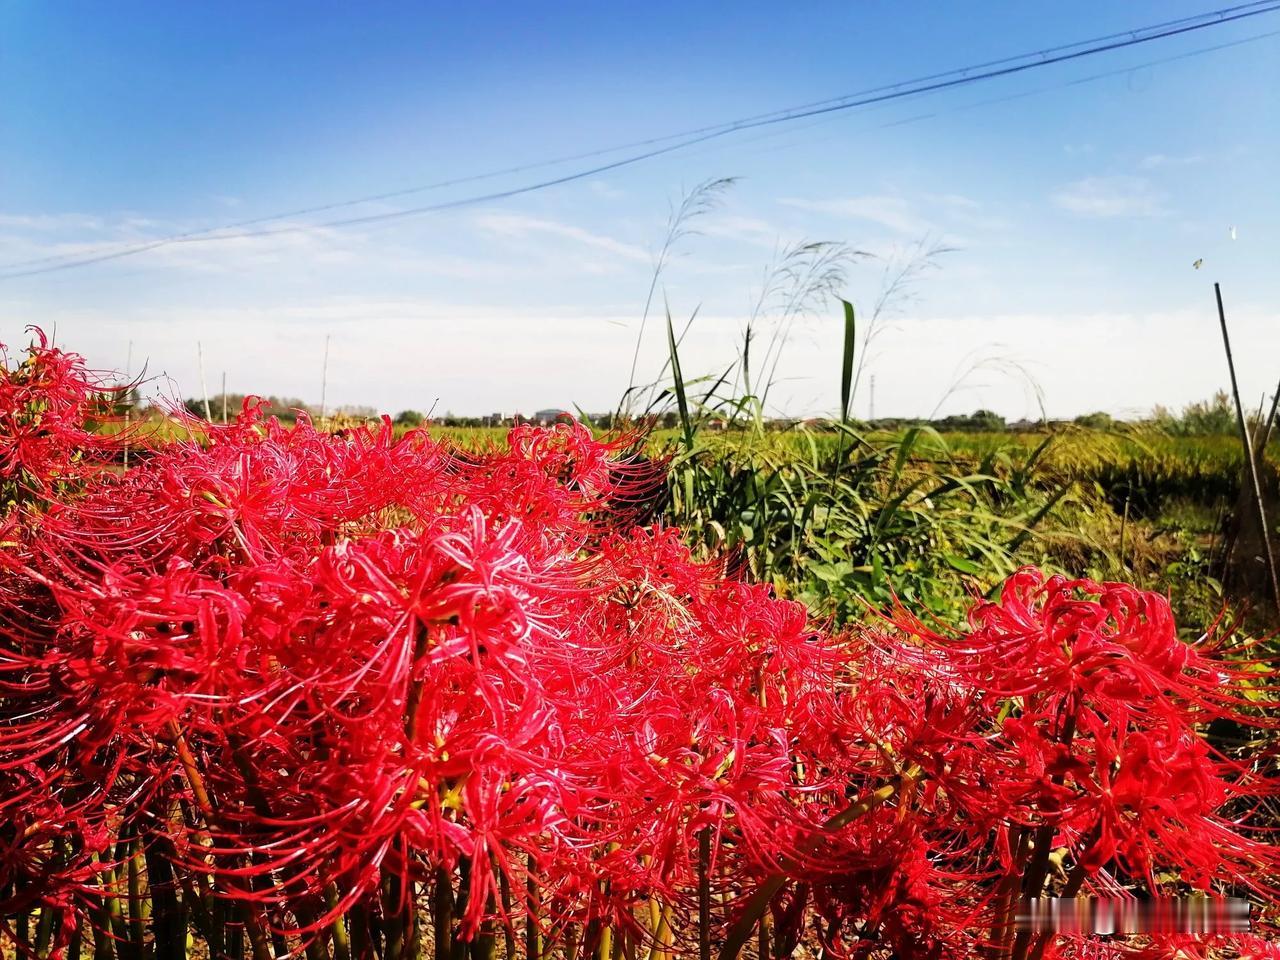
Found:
<box><xmin>0</xmin><ymin>335</ymin><xmax>1276</xmax><ymax>960</ymax></box>
<box><xmin>0</xmin><ymin>331</ymin><xmax>124</xmax><ymax>500</ymax></box>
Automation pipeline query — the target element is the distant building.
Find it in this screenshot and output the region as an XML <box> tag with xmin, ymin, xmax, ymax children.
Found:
<box><xmin>533</xmin><ymin>408</ymin><xmax>572</xmax><ymax>425</ymax></box>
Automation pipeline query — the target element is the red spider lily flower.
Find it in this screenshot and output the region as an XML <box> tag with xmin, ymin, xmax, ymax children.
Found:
<box><xmin>0</xmin><ymin>331</ymin><xmax>133</xmax><ymax>504</ymax></box>
<box><xmin>881</xmin><ymin>568</ymin><xmax>1280</xmax><ymax>940</ymax></box>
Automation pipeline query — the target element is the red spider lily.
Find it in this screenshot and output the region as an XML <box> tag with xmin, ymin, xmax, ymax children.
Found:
<box><xmin>0</xmin><ymin>331</ymin><xmax>132</xmax><ymax>502</ymax></box>
<box><xmin>879</xmin><ymin>569</ymin><xmax>1280</xmax><ymax>954</ymax></box>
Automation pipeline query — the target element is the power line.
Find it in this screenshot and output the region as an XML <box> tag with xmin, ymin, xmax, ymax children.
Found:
<box><xmin>4</xmin><ymin>0</ymin><xmax>1278</xmax><ymax>281</ymax></box>
<box><xmin>683</xmin><ymin>25</ymin><xmax>1280</xmax><ymax>167</ymax></box>
<box><xmin>7</xmin><ymin>2</ymin><xmax>1275</xmax><ymax>276</ymax></box>
<box><xmin>193</xmin><ymin>3</ymin><xmax>1280</xmax><ymax>237</ymax></box>
<box><xmin>9</xmin><ymin>0</ymin><xmax>1268</xmax><ymax>274</ymax></box>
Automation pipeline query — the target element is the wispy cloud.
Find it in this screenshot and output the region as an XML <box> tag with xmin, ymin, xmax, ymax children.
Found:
<box><xmin>0</xmin><ymin>212</ymin><xmax>107</xmax><ymax>232</ymax></box>
<box><xmin>780</xmin><ymin>192</ymin><xmax>1007</xmax><ymax>241</ymax></box>
<box><xmin>699</xmin><ymin>213</ymin><xmax>782</xmax><ymax>248</ymax></box>
<box><xmin>1050</xmin><ymin>176</ymin><xmax>1168</xmax><ymax>218</ymax></box>
<box><xmin>1138</xmin><ymin>153</ymin><xmax>1204</xmax><ymax>170</ymax></box>
<box><xmin>0</xmin><ymin>208</ymin><xmax>511</xmax><ymax>281</ymax></box>
<box><xmin>587</xmin><ymin>180</ymin><xmax>625</xmax><ymax>200</ymax></box>
<box><xmin>779</xmin><ymin>195</ymin><xmax>935</xmax><ymax>236</ymax></box>
<box><xmin>924</xmin><ymin>193</ymin><xmax>982</xmax><ymax>212</ymax></box>
<box><xmin>0</xmin><ymin>208</ymin><xmax>342</xmax><ymax>266</ymax></box>
<box><xmin>473</xmin><ymin>211</ymin><xmax>649</xmax><ymax>262</ymax></box>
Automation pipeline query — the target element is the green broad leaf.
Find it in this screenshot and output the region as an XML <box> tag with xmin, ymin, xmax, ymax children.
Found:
<box><xmin>810</xmin><ymin>563</ymin><xmax>844</xmax><ymax>583</ymax></box>
<box><xmin>943</xmin><ymin>554</ymin><xmax>982</xmax><ymax>574</ymax></box>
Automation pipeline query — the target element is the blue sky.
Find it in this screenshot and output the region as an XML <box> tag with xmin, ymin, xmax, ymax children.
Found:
<box><xmin>2</xmin><ymin>1</ymin><xmax>1278</xmax><ymax>419</ymax></box>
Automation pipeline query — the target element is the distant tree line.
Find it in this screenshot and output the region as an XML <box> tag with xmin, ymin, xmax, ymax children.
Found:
<box><xmin>868</xmin><ymin>393</ymin><xmax>1255</xmax><ymax>436</ymax></box>
<box><xmin>866</xmin><ymin>409</ymin><xmax>1011</xmax><ymax>433</ymax></box>
<box><xmin>114</xmin><ymin>390</ymin><xmax>1257</xmax><ymax>437</ymax></box>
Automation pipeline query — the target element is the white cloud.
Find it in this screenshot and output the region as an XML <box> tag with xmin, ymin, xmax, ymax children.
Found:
<box><xmin>779</xmin><ymin>195</ymin><xmax>934</xmax><ymax>235</ymax></box>
<box><xmin>0</xmin><ymin>212</ymin><xmax>107</xmax><ymax>232</ymax></box>
<box><xmin>699</xmin><ymin>213</ymin><xmax>782</xmax><ymax>248</ymax></box>
<box><xmin>1138</xmin><ymin>153</ymin><xmax>1204</xmax><ymax>170</ymax></box>
<box><xmin>586</xmin><ymin>180</ymin><xmax>625</xmax><ymax>200</ymax></box>
<box><xmin>779</xmin><ymin>192</ymin><xmax>1008</xmax><ymax>240</ymax></box>
<box><xmin>473</xmin><ymin>211</ymin><xmax>649</xmax><ymax>262</ymax></box>
<box><xmin>1050</xmin><ymin>176</ymin><xmax>1168</xmax><ymax>218</ymax></box>
<box><xmin>0</xmin><ymin>208</ymin><xmax>519</xmax><ymax>282</ymax></box>
<box><xmin>0</xmin><ymin>210</ymin><xmax>355</xmax><ymax>275</ymax></box>
<box><xmin>925</xmin><ymin>193</ymin><xmax>982</xmax><ymax>212</ymax></box>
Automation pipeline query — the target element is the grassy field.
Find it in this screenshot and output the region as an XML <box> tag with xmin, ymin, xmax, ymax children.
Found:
<box><xmin>417</xmin><ymin>420</ymin><xmax>1266</xmax><ymax>633</ymax></box>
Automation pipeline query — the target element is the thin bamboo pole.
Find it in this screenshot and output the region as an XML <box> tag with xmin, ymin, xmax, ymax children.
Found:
<box><xmin>197</xmin><ymin>343</ymin><xmax>212</xmax><ymax>421</ymax></box>
<box><xmin>319</xmin><ymin>335</ymin><xmax>331</xmax><ymax>421</ymax></box>
<box><xmin>1215</xmin><ymin>283</ymin><xmax>1280</xmax><ymax>610</ymax></box>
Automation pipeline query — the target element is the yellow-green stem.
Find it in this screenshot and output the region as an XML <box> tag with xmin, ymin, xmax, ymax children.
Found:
<box><xmin>326</xmin><ymin>885</ymin><xmax>352</xmax><ymax>960</ymax></box>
